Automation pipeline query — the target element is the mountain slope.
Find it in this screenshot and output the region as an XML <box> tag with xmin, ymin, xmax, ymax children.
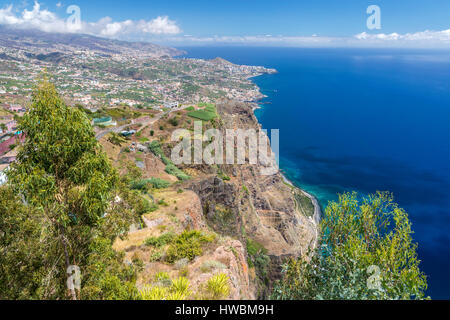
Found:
<box><xmin>0</xmin><ymin>26</ymin><xmax>184</xmax><ymax>58</ymax></box>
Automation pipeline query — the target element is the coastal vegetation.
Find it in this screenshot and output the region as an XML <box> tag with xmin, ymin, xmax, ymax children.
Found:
<box><xmin>272</xmin><ymin>192</ymin><xmax>428</xmax><ymax>300</ymax></box>
<box><xmin>0</xmin><ymin>78</ymin><xmax>141</xmax><ymax>300</ymax></box>
<box><xmin>148</xmin><ymin>141</ymin><xmax>190</xmax><ymax>181</ymax></box>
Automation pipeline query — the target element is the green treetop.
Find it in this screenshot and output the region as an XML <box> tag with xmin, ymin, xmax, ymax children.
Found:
<box><xmin>1</xmin><ymin>77</ymin><xmax>138</xmax><ymax>300</ymax></box>
<box><xmin>272</xmin><ymin>191</ymin><xmax>429</xmax><ymax>300</ymax></box>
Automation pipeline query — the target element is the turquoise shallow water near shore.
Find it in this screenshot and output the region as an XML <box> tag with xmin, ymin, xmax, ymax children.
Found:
<box><xmin>180</xmin><ymin>47</ymin><xmax>450</xmax><ymax>299</ymax></box>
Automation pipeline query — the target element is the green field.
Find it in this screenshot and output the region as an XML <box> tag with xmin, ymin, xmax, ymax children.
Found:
<box><xmin>187</xmin><ymin>103</ymin><xmax>217</xmax><ymax>121</ymax></box>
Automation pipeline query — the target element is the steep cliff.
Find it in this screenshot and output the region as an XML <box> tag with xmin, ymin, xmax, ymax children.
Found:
<box><xmin>106</xmin><ymin>100</ymin><xmax>319</xmax><ymax>299</ymax></box>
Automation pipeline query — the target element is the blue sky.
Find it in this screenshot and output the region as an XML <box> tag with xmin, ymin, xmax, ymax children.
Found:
<box><xmin>1</xmin><ymin>0</ymin><xmax>450</xmax><ymax>47</ymax></box>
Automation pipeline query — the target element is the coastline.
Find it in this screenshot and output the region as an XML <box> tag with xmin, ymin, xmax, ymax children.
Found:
<box><xmin>246</xmin><ymin>70</ymin><xmax>322</xmax><ymax>226</ymax></box>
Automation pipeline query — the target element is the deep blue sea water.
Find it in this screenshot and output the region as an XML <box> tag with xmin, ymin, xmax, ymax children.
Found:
<box><xmin>179</xmin><ymin>47</ymin><xmax>450</xmax><ymax>299</ymax></box>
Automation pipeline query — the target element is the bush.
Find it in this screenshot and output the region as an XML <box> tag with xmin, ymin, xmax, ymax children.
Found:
<box><xmin>145</xmin><ymin>232</ymin><xmax>176</xmax><ymax>247</ymax></box>
<box><xmin>246</xmin><ymin>239</ymin><xmax>270</xmax><ymax>282</ymax></box>
<box><xmin>139</xmin><ymin>276</ymin><xmax>191</xmax><ymax>300</ymax></box>
<box><xmin>154</xmin><ymin>272</ymin><xmax>172</xmax><ymax>287</ymax></box>
<box><xmin>168</xmin><ymin>117</ymin><xmax>179</xmax><ymax>126</ymax></box>
<box><xmin>149</xmin><ymin>141</ymin><xmax>190</xmax><ymax>181</ymax></box>
<box><xmin>165</xmin><ymin>163</ymin><xmax>190</xmax><ymax>181</ymax></box>
<box><xmin>272</xmin><ymin>192</ymin><xmax>429</xmax><ymax>300</ymax></box>
<box><xmin>149</xmin><ymin>250</ymin><xmax>163</xmax><ymax>262</ymax></box>
<box><xmin>205</xmin><ymin>273</ymin><xmax>230</xmax><ymax>300</ymax></box>
<box><xmin>166</xmin><ymin>230</ymin><xmax>215</xmax><ymax>263</ymax></box>
<box><xmin>108</xmin><ymin>132</ymin><xmax>125</xmax><ymax>146</ymax></box>
<box><xmin>171</xmin><ymin>277</ymin><xmax>190</xmax><ymax>296</ymax></box>
<box><xmin>130</xmin><ymin>178</ymin><xmax>171</xmax><ymax>191</ymax></box>
<box><xmin>135</xmin><ymin>196</ymin><xmax>154</xmax><ymax>215</ymax></box>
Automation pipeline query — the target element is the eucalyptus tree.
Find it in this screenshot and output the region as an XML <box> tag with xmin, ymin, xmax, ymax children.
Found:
<box><xmin>1</xmin><ymin>77</ymin><xmax>138</xmax><ymax>300</ymax></box>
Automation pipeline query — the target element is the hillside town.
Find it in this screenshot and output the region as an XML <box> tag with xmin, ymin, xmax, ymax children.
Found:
<box><xmin>0</xmin><ymin>42</ymin><xmax>276</xmax><ymax>186</ymax></box>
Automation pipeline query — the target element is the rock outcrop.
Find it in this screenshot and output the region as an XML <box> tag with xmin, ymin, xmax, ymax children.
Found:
<box><xmin>185</xmin><ymin>100</ymin><xmax>319</xmax><ymax>296</ymax></box>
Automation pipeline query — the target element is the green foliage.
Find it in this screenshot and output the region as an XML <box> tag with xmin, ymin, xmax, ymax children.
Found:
<box><xmin>205</xmin><ymin>273</ymin><xmax>230</xmax><ymax>300</ymax></box>
<box><xmin>168</xmin><ymin>117</ymin><xmax>179</xmax><ymax>126</ymax></box>
<box><xmin>130</xmin><ymin>178</ymin><xmax>171</xmax><ymax>191</ymax></box>
<box><xmin>149</xmin><ymin>140</ymin><xmax>171</xmax><ymax>164</ymax></box>
<box><xmin>139</xmin><ymin>286</ymin><xmax>167</xmax><ymax>300</ymax></box>
<box><xmin>80</xmin><ymin>238</ymin><xmax>138</xmax><ymax>300</ymax></box>
<box><xmin>107</xmin><ymin>132</ymin><xmax>125</xmax><ymax>146</ymax></box>
<box><xmin>187</xmin><ymin>104</ymin><xmax>218</xmax><ymax>121</ymax></box>
<box><xmin>272</xmin><ymin>192</ymin><xmax>429</xmax><ymax>300</ymax></box>
<box><xmin>1</xmin><ymin>77</ymin><xmax>138</xmax><ymax>300</ymax></box>
<box><xmin>166</xmin><ymin>230</ymin><xmax>215</xmax><ymax>264</ymax></box>
<box><xmin>149</xmin><ymin>141</ymin><xmax>190</xmax><ymax>181</ymax></box>
<box><xmin>246</xmin><ymin>238</ymin><xmax>270</xmax><ymax>282</ymax></box>
<box><xmin>154</xmin><ymin>272</ymin><xmax>172</xmax><ymax>287</ymax></box>
<box><xmin>217</xmin><ymin>168</ymin><xmax>230</xmax><ymax>181</ymax></box>
<box><xmin>165</xmin><ymin>163</ymin><xmax>190</xmax><ymax>181</ymax></box>
<box><xmin>145</xmin><ymin>232</ymin><xmax>176</xmax><ymax>247</ymax></box>
<box><xmin>139</xmin><ymin>276</ymin><xmax>191</xmax><ymax>300</ymax></box>
<box><xmin>149</xmin><ymin>249</ymin><xmax>163</xmax><ymax>262</ymax></box>
<box><xmin>171</xmin><ymin>277</ymin><xmax>190</xmax><ymax>296</ymax></box>
<box><xmin>132</xmin><ymin>194</ymin><xmax>155</xmax><ymax>215</ymax></box>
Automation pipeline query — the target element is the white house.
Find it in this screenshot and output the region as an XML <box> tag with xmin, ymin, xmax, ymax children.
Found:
<box><xmin>164</xmin><ymin>101</ymin><xmax>179</xmax><ymax>109</ymax></box>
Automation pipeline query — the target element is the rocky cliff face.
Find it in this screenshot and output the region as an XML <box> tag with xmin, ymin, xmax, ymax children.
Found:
<box><xmin>108</xmin><ymin>100</ymin><xmax>318</xmax><ymax>299</ymax></box>
<box><xmin>186</xmin><ymin>100</ymin><xmax>319</xmax><ymax>296</ymax></box>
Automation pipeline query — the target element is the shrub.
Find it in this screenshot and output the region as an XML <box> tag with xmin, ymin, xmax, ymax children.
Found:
<box><xmin>130</xmin><ymin>178</ymin><xmax>171</xmax><ymax>191</ymax></box>
<box><xmin>145</xmin><ymin>232</ymin><xmax>176</xmax><ymax>247</ymax></box>
<box><xmin>246</xmin><ymin>239</ymin><xmax>270</xmax><ymax>281</ymax></box>
<box><xmin>205</xmin><ymin>273</ymin><xmax>230</xmax><ymax>300</ymax></box>
<box><xmin>171</xmin><ymin>277</ymin><xmax>190</xmax><ymax>296</ymax></box>
<box><xmin>108</xmin><ymin>132</ymin><xmax>125</xmax><ymax>146</ymax></box>
<box><xmin>135</xmin><ymin>196</ymin><xmax>153</xmax><ymax>215</ymax></box>
<box><xmin>149</xmin><ymin>141</ymin><xmax>190</xmax><ymax>181</ymax></box>
<box><xmin>154</xmin><ymin>272</ymin><xmax>172</xmax><ymax>287</ymax></box>
<box><xmin>139</xmin><ymin>286</ymin><xmax>167</xmax><ymax>300</ymax></box>
<box><xmin>139</xmin><ymin>277</ymin><xmax>191</xmax><ymax>300</ymax></box>
<box><xmin>168</xmin><ymin>117</ymin><xmax>179</xmax><ymax>126</ymax></box>
<box><xmin>149</xmin><ymin>250</ymin><xmax>163</xmax><ymax>262</ymax></box>
<box><xmin>165</xmin><ymin>163</ymin><xmax>190</xmax><ymax>181</ymax></box>
<box><xmin>272</xmin><ymin>192</ymin><xmax>429</xmax><ymax>300</ymax></box>
<box><xmin>166</xmin><ymin>230</ymin><xmax>215</xmax><ymax>263</ymax></box>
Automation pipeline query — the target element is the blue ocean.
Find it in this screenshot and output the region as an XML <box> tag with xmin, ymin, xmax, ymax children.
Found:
<box><xmin>180</xmin><ymin>47</ymin><xmax>450</xmax><ymax>299</ymax></box>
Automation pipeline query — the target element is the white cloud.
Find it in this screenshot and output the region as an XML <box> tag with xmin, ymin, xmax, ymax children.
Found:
<box><xmin>2</xmin><ymin>1</ymin><xmax>450</xmax><ymax>48</ymax></box>
<box><xmin>0</xmin><ymin>1</ymin><xmax>182</xmax><ymax>37</ymax></box>
<box><xmin>160</xmin><ymin>30</ymin><xmax>450</xmax><ymax>48</ymax></box>
<box><xmin>138</xmin><ymin>16</ymin><xmax>181</xmax><ymax>35</ymax></box>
